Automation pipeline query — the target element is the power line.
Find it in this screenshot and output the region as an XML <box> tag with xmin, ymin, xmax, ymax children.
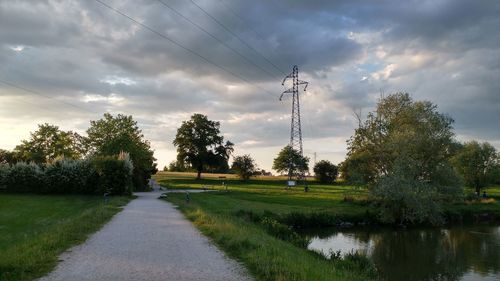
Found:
<box><xmin>0</xmin><ymin>90</ymin><xmax>64</xmax><ymax>116</ymax></box>
<box><xmin>0</xmin><ymin>79</ymin><xmax>157</xmax><ymax>129</ymax></box>
<box><xmin>0</xmin><ymin>79</ymin><xmax>98</xmax><ymax>114</ymax></box>
<box><xmin>188</xmin><ymin>0</ymin><xmax>286</xmax><ymax>76</ymax></box>
<box><xmin>156</xmin><ymin>0</ymin><xmax>280</xmax><ymax>80</ymax></box>
<box><xmin>94</xmin><ymin>0</ymin><xmax>276</xmax><ymax>98</ymax></box>
<box><xmin>216</xmin><ymin>0</ymin><xmax>272</xmax><ymax>50</ymax></box>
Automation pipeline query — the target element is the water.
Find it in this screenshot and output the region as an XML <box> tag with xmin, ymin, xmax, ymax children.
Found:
<box><xmin>305</xmin><ymin>224</ymin><xmax>500</xmax><ymax>281</ymax></box>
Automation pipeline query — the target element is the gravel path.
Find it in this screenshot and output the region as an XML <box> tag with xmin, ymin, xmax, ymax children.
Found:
<box><xmin>40</xmin><ymin>190</ymin><xmax>251</xmax><ymax>281</ymax></box>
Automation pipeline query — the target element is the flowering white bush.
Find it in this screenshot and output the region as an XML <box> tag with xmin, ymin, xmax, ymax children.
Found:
<box><xmin>0</xmin><ymin>163</ymin><xmax>10</xmax><ymax>188</ymax></box>
<box><xmin>43</xmin><ymin>158</ymin><xmax>97</xmax><ymax>194</ymax></box>
<box><xmin>2</xmin><ymin>155</ymin><xmax>134</xmax><ymax>195</ymax></box>
<box><xmin>6</xmin><ymin>162</ymin><xmax>44</xmax><ymax>192</ymax></box>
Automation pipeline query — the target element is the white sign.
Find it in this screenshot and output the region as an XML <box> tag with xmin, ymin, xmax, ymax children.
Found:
<box><xmin>287</xmin><ymin>180</ymin><xmax>296</xmax><ymax>187</ymax></box>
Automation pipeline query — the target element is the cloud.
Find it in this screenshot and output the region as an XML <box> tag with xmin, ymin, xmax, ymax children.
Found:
<box><xmin>1</xmin><ymin>0</ymin><xmax>499</xmax><ymax>171</ymax></box>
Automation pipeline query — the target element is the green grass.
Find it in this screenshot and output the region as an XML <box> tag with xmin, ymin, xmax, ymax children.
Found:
<box><xmin>167</xmin><ymin>194</ymin><xmax>377</xmax><ymax>281</ymax></box>
<box><xmin>0</xmin><ymin>193</ymin><xmax>133</xmax><ymax>281</ymax></box>
<box><xmin>155</xmin><ymin>172</ymin><xmax>500</xmax><ymax>281</ymax></box>
<box><xmin>157</xmin><ymin>172</ymin><xmax>379</xmax><ymax>281</ymax></box>
<box><xmin>155</xmin><ymin>172</ymin><xmax>370</xmax><ymax>217</ymax></box>
<box><xmin>156</xmin><ymin>172</ymin><xmax>500</xmax><ymax>221</ymax></box>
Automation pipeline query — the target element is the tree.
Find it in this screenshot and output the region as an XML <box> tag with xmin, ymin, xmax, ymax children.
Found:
<box><xmin>168</xmin><ymin>159</ymin><xmax>190</xmax><ymax>172</ymax></box>
<box><xmin>344</xmin><ymin>93</ymin><xmax>462</xmax><ymax>224</ymax></box>
<box><xmin>0</xmin><ymin>149</ymin><xmax>17</xmax><ymax>164</ymax></box>
<box><xmin>173</xmin><ymin>114</ymin><xmax>233</xmax><ymax>179</ymax></box>
<box><xmin>86</xmin><ymin>113</ymin><xmax>157</xmax><ymax>191</ymax></box>
<box><xmin>313</xmin><ymin>160</ymin><xmax>338</xmax><ymax>183</ymax></box>
<box><xmin>452</xmin><ymin>141</ymin><xmax>499</xmax><ymax>194</ymax></box>
<box><xmin>232</xmin><ymin>154</ymin><xmax>257</xmax><ymax>180</ymax></box>
<box><xmin>13</xmin><ymin>123</ymin><xmax>85</xmax><ymax>163</ymax></box>
<box><xmin>272</xmin><ymin>145</ymin><xmax>309</xmax><ymax>177</ymax></box>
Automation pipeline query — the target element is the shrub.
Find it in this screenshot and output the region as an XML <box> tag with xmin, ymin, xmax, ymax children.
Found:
<box><xmin>231</xmin><ymin>155</ymin><xmax>257</xmax><ymax>180</ymax></box>
<box><xmin>260</xmin><ymin>217</ymin><xmax>310</xmax><ymax>248</ymax></box>
<box><xmin>5</xmin><ymin>162</ymin><xmax>43</xmax><ymax>193</ymax></box>
<box><xmin>281</xmin><ymin>212</ymin><xmax>339</xmax><ymax>229</ymax></box>
<box><xmin>372</xmin><ymin>156</ymin><xmax>463</xmax><ymax>225</ymax></box>
<box><xmin>313</xmin><ymin>160</ymin><xmax>338</xmax><ymax>183</ymax></box>
<box><xmin>92</xmin><ymin>154</ymin><xmax>133</xmax><ymax>195</ymax></box>
<box><xmin>0</xmin><ymin>163</ymin><xmax>10</xmax><ymax>188</ymax></box>
<box><xmin>43</xmin><ymin>158</ymin><xmax>98</xmax><ymax>194</ymax></box>
<box><xmin>1</xmin><ymin>155</ymin><xmax>133</xmax><ymax>195</ymax></box>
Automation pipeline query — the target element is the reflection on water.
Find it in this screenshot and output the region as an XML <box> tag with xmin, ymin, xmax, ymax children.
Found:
<box><xmin>305</xmin><ymin>224</ymin><xmax>500</xmax><ymax>281</ymax></box>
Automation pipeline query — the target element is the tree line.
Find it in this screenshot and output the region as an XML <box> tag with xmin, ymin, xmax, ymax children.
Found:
<box><xmin>1</xmin><ymin>93</ymin><xmax>499</xmax><ymax>225</ymax></box>
<box><xmin>0</xmin><ymin>113</ymin><xmax>157</xmax><ymax>191</ymax></box>
<box><xmin>167</xmin><ymin>93</ymin><xmax>499</xmax><ymax>225</ymax></box>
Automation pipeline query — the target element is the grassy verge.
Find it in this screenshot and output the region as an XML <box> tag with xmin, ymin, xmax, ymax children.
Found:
<box><xmin>166</xmin><ymin>193</ymin><xmax>377</xmax><ymax>281</ymax></box>
<box><xmin>0</xmin><ymin>194</ymin><xmax>133</xmax><ymax>281</ymax></box>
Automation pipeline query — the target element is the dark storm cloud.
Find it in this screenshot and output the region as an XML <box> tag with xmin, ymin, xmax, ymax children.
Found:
<box><xmin>1</xmin><ymin>0</ymin><xmax>500</xmax><ymax>169</ymax></box>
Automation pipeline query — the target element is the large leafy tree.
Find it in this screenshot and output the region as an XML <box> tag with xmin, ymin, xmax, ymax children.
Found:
<box><xmin>344</xmin><ymin>93</ymin><xmax>462</xmax><ymax>224</ymax></box>
<box><xmin>313</xmin><ymin>160</ymin><xmax>338</xmax><ymax>183</ymax></box>
<box><xmin>86</xmin><ymin>113</ymin><xmax>157</xmax><ymax>190</ymax></box>
<box><xmin>13</xmin><ymin>123</ymin><xmax>85</xmax><ymax>163</ymax></box>
<box><xmin>173</xmin><ymin>114</ymin><xmax>233</xmax><ymax>179</ymax></box>
<box><xmin>452</xmin><ymin>141</ymin><xmax>499</xmax><ymax>194</ymax></box>
<box><xmin>232</xmin><ymin>154</ymin><xmax>257</xmax><ymax>180</ymax></box>
<box><xmin>272</xmin><ymin>145</ymin><xmax>309</xmax><ymax>177</ymax></box>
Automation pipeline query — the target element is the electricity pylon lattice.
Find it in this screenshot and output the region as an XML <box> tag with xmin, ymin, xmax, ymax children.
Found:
<box><xmin>280</xmin><ymin>65</ymin><xmax>308</xmax><ymax>187</ymax></box>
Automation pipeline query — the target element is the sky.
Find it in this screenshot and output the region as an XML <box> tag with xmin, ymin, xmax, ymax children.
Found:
<box><xmin>1</xmin><ymin>0</ymin><xmax>499</xmax><ymax>172</ymax></box>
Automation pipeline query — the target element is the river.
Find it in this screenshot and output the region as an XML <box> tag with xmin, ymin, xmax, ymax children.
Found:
<box><xmin>305</xmin><ymin>224</ymin><xmax>500</xmax><ymax>281</ymax></box>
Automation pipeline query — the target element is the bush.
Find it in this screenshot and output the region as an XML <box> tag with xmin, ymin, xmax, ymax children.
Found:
<box><xmin>231</xmin><ymin>155</ymin><xmax>257</xmax><ymax>180</ymax></box>
<box><xmin>372</xmin><ymin>156</ymin><xmax>463</xmax><ymax>225</ymax></box>
<box><xmin>92</xmin><ymin>154</ymin><xmax>133</xmax><ymax>195</ymax></box>
<box><xmin>43</xmin><ymin>158</ymin><xmax>98</xmax><ymax>194</ymax></box>
<box><xmin>260</xmin><ymin>217</ymin><xmax>310</xmax><ymax>248</ymax></box>
<box><xmin>0</xmin><ymin>163</ymin><xmax>10</xmax><ymax>189</ymax></box>
<box><xmin>5</xmin><ymin>162</ymin><xmax>43</xmax><ymax>193</ymax></box>
<box><xmin>2</xmin><ymin>155</ymin><xmax>133</xmax><ymax>195</ymax></box>
<box><xmin>313</xmin><ymin>160</ymin><xmax>338</xmax><ymax>183</ymax></box>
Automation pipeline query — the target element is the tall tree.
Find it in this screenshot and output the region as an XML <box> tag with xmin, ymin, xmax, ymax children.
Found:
<box><xmin>272</xmin><ymin>145</ymin><xmax>309</xmax><ymax>176</ymax></box>
<box><xmin>86</xmin><ymin>113</ymin><xmax>157</xmax><ymax>190</ymax></box>
<box><xmin>452</xmin><ymin>141</ymin><xmax>499</xmax><ymax>194</ymax></box>
<box><xmin>344</xmin><ymin>93</ymin><xmax>462</xmax><ymax>224</ymax></box>
<box><xmin>13</xmin><ymin>123</ymin><xmax>85</xmax><ymax>163</ymax></box>
<box><xmin>232</xmin><ymin>154</ymin><xmax>257</xmax><ymax>180</ymax></box>
<box><xmin>173</xmin><ymin>114</ymin><xmax>233</xmax><ymax>179</ymax></box>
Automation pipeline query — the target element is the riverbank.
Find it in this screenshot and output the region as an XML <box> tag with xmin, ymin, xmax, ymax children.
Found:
<box><xmin>164</xmin><ymin>193</ymin><xmax>378</xmax><ymax>281</ymax></box>
<box><xmin>157</xmin><ymin>172</ymin><xmax>500</xmax><ymax>280</ymax></box>
<box><xmin>0</xmin><ymin>194</ymin><xmax>133</xmax><ymax>281</ymax></box>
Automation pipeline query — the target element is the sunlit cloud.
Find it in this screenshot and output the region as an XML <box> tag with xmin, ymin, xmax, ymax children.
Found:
<box><xmin>82</xmin><ymin>93</ymin><xmax>126</xmax><ymax>105</ymax></box>
<box><xmin>9</xmin><ymin>45</ymin><xmax>25</xmax><ymax>52</ymax></box>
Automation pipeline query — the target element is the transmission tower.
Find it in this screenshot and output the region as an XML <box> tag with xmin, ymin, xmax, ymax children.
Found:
<box><xmin>280</xmin><ymin>65</ymin><xmax>309</xmax><ymax>189</ymax></box>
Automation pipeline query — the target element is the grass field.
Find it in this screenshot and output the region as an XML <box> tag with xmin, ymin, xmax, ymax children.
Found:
<box><xmin>155</xmin><ymin>171</ymin><xmax>500</xmax><ymax>281</ymax></box>
<box><xmin>0</xmin><ymin>194</ymin><xmax>132</xmax><ymax>281</ymax></box>
<box><xmin>155</xmin><ymin>172</ymin><xmax>370</xmax><ymax>217</ymax></box>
